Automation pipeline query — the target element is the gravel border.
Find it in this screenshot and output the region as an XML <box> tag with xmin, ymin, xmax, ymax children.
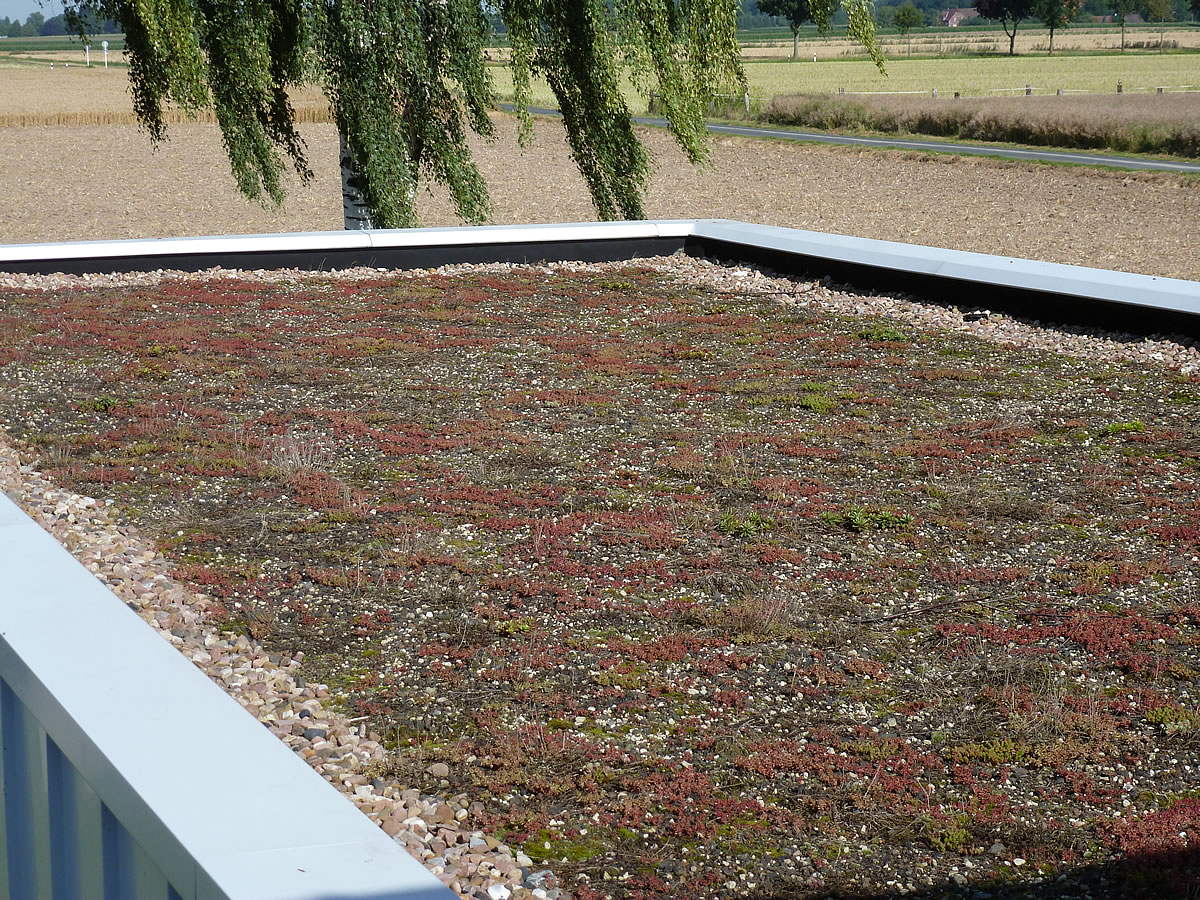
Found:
<box><xmin>1</xmin><ymin>255</ymin><xmax>1197</xmax><ymax>900</ymax></box>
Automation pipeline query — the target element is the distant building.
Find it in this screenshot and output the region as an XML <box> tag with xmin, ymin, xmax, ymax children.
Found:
<box><xmin>940</xmin><ymin>7</ymin><xmax>981</xmax><ymax>26</ymax></box>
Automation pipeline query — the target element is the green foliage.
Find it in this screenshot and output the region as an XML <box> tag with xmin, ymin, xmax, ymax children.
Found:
<box><xmin>717</xmin><ymin>510</ymin><xmax>776</xmax><ymax>538</ymax></box>
<box><xmin>1110</xmin><ymin>0</ymin><xmax>1139</xmax><ymax>48</ymax></box>
<box><xmin>1034</xmin><ymin>0</ymin><xmax>1083</xmax><ymax>52</ymax></box>
<box><xmin>858</xmin><ymin>321</ymin><xmax>909</xmax><ymax>342</ymax></box>
<box><xmin>1146</xmin><ymin>0</ymin><xmax>1176</xmax><ymax>23</ymax></box>
<box><xmin>925</xmin><ymin>815</ymin><xmax>971</xmax><ymax>852</ymax></box>
<box><xmin>61</xmin><ymin>0</ymin><xmax>757</xmax><ymax>227</ymax></box>
<box><xmin>1101</xmin><ymin>420</ymin><xmax>1146</xmax><ymax>436</ymax></box>
<box><xmin>798</xmin><ymin>392</ymin><xmax>838</xmax><ymax>413</ymax></box>
<box><xmin>892</xmin><ymin>1</ymin><xmax>925</xmax><ymax>34</ymax></box>
<box><xmin>521</xmin><ymin>828</ymin><xmax>607</xmax><ymax>862</ymax></box>
<box><xmin>975</xmin><ymin>0</ymin><xmax>1035</xmax><ymax>54</ymax></box>
<box><xmin>951</xmin><ymin>738</ymin><xmax>1033</xmax><ymax>766</ymax></box>
<box><xmin>316</xmin><ymin>0</ymin><xmax>494</xmax><ymax>226</ymax></box>
<box><xmin>86</xmin><ymin>395</ymin><xmax>121</xmax><ymax>412</ymax></box>
<box><xmin>822</xmin><ymin>505</ymin><xmax>913</xmax><ymax>532</ymax></box>
<box><xmin>1146</xmin><ymin>706</ymin><xmax>1199</xmax><ymax>731</ymax></box>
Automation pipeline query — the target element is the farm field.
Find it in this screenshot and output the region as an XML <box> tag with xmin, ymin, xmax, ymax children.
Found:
<box><xmin>2</xmin><ymin>46</ymin><xmax>1197</xmax><ymax>127</ymax></box>
<box><xmin>763</xmin><ymin>91</ymin><xmax>1200</xmax><ymax>159</ymax></box>
<box><xmin>0</xmin><ymin>260</ymin><xmax>1198</xmax><ymax>899</ymax></box>
<box><xmin>743</xmin><ymin>25</ymin><xmax>1200</xmax><ymax>58</ymax></box>
<box><xmin>0</xmin><ymin>67</ymin><xmax>330</xmax><ymax>126</ymax></box>
<box><xmin>489</xmin><ymin>53</ymin><xmax>1200</xmax><ymax>108</ymax></box>
<box><xmin>2</xmin><ymin>117</ymin><xmax>1198</xmax><ymax>282</ymax></box>
<box><xmin>738</xmin><ymin>53</ymin><xmax>1200</xmax><ymax>99</ymax></box>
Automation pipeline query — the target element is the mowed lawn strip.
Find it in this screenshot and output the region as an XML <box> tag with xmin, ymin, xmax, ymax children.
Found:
<box><xmin>1</xmin><ymin>264</ymin><xmax>1198</xmax><ymax>898</ymax></box>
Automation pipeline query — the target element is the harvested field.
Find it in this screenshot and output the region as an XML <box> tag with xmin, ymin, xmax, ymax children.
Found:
<box><xmin>741</xmin><ymin>26</ymin><xmax>1200</xmax><ymax>59</ymax></box>
<box><xmin>0</xmin><ymin>259</ymin><xmax>1198</xmax><ymax>899</ymax></box>
<box><xmin>0</xmin><ymin>66</ymin><xmax>332</xmax><ymax>126</ymax></box>
<box><xmin>2</xmin><ymin>117</ymin><xmax>1198</xmax><ymax>281</ymax></box>
<box><xmin>486</xmin><ymin>53</ymin><xmax>1200</xmax><ymax>106</ymax></box>
<box><xmin>736</xmin><ymin>54</ymin><xmax>1200</xmax><ymax>100</ymax></box>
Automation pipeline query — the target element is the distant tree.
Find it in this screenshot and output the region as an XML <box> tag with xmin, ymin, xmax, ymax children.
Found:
<box><xmin>759</xmin><ymin>0</ymin><xmax>886</xmax><ymax>60</ymax></box>
<box><xmin>1146</xmin><ymin>0</ymin><xmax>1174</xmax><ymax>48</ymax></box>
<box><xmin>5</xmin><ymin>20</ymin><xmax>21</xmax><ymax>38</ymax></box>
<box><xmin>22</xmin><ymin>12</ymin><xmax>45</xmax><ymax>36</ymax></box>
<box><xmin>40</xmin><ymin>15</ymin><xmax>68</xmax><ymax>36</ymax></box>
<box><xmin>757</xmin><ymin>0</ymin><xmax>813</xmax><ymax>57</ymax></box>
<box><xmin>1035</xmin><ymin>0</ymin><xmax>1081</xmax><ymax>52</ymax></box>
<box><xmin>1191</xmin><ymin>0</ymin><xmax>1200</xmax><ymax>20</ymax></box>
<box><xmin>1111</xmin><ymin>0</ymin><xmax>1138</xmax><ymax>47</ymax></box>
<box><xmin>739</xmin><ymin>0</ymin><xmax>794</xmax><ymax>28</ymax></box>
<box><xmin>893</xmin><ymin>1</ymin><xmax>925</xmax><ymax>40</ymax></box>
<box><xmin>975</xmin><ymin>0</ymin><xmax>1035</xmax><ymax>54</ymax></box>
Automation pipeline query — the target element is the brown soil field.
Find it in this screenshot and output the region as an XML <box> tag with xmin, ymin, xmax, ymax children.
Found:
<box><xmin>1</xmin><ymin>116</ymin><xmax>1197</xmax><ymax>282</ymax></box>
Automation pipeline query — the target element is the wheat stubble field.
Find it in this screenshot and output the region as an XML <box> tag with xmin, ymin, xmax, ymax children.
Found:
<box><xmin>1</xmin><ymin>65</ymin><xmax>1199</xmax><ymax>282</ymax></box>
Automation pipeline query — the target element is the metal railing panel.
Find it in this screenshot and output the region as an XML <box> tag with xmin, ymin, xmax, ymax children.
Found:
<box><xmin>46</xmin><ymin>736</ymin><xmax>106</xmax><ymax>900</ymax></box>
<box><xmin>101</xmin><ymin>802</ymin><xmax>171</xmax><ymax>899</ymax></box>
<box><xmin>0</xmin><ymin>491</ymin><xmax>456</xmax><ymax>900</ymax></box>
<box><xmin>2</xmin><ymin>680</ymin><xmax>53</xmax><ymax>900</ymax></box>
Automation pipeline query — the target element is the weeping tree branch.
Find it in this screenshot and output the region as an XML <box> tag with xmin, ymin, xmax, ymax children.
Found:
<box><xmin>61</xmin><ymin>1</ymin><xmax>879</xmax><ymax>229</ymax></box>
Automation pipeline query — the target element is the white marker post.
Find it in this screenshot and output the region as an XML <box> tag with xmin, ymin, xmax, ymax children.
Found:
<box><xmin>85</xmin><ymin>44</ymin><xmax>90</xmax><ymax>66</ymax></box>
<box><xmin>102</xmin><ymin>40</ymin><xmax>109</xmax><ymax>68</ymax></box>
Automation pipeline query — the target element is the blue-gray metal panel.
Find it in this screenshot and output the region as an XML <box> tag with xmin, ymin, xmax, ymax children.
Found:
<box><xmin>689</xmin><ymin>220</ymin><xmax>1200</xmax><ymax>314</ymax></box>
<box><xmin>102</xmin><ymin>803</ymin><xmax>171</xmax><ymax>899</ymax></box>
<box><xmin>1</xmin><ymin>682</ymin><xmax>53</xmax><ymax>900</ymax></box>
<box><xmin>0</xmin><ymin>492</ymin><xmax>456</xmax><ymax>900</ymax></box>
<box><xmin>46</xmin><ymin>736</ymin><xmax>106</xmax><ymax>900</ymax></box>
<box><xmin>0</xmin><ymin>683</ymin><xmax>8</xmax><ymax>894</ymax></box>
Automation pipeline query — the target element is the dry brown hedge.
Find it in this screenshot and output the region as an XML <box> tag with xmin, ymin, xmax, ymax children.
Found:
<box><xmin>765</xmin><ymin>91</ymin><xmax>1200</xmax><ymax>158</ymax></box>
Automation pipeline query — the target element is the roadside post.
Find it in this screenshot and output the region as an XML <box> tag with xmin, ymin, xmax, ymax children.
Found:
<box><xmin>103</xmin><ymin>40</ymin><xmax>109</xmax><ymax>68</ymax></box>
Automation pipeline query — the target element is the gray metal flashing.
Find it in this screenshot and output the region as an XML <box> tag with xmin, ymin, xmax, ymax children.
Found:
<box><xmin>0</xmin><ymin>219</ymin><xmax>1197</xmax><ymax>336</ymax></box>
<box><xmin>0</xmin><ymin>221</ymin><xmax>695</xmax><ymax>276</ymax></box>
<box><xmin>688</xmin><ymin>220</ymin><xmax>1200</xmax><ymax>311</ymax></box>
<box><xmin>0</xmin><ymin>492</ymin><xmax>455</xmax><ymax>900</ymax></box>
<box><xmin>684</xmin><ymin>219</ymin><xmax>1200</xmax><ymax>336</ymax></box>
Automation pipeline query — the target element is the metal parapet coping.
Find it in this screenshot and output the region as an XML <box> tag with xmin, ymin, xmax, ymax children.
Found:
<box><xmin>687</xmin><ymin>221</ymin><xmax>1200</xmax><ymax>337</ymax></box>
<box><xmin>0</xmin><ymin>493</ymin><xmax>456</xmax><ymax>900</ymax></box>
<box><xmin>0</xmin><ymin>221</ymin><xmax>695</xmax><ymax>276</ymax></box>
<box><xmin>1</xmin><ymin>219</ymin><xmax>1196</xmax><ymax>336</ymax></box>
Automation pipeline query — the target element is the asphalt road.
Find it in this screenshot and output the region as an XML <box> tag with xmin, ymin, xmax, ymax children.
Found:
<box><xmin>504</xmin><ymin>104</ymin><xmax>1200</xmax><ymax>175</ymax></box>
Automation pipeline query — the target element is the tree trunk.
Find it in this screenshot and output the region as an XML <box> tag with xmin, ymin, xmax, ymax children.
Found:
<box><xmin>1120</xmin><ymin>20</ymin><xmax>1125</xmax><ymax>50</ymax></box>
<box><xmin>1048</xmin><ymin>26</ymin><xmax>1055</xmax><ymax>54</ymax></box>
<box><xmin>792</xmin><ymin>29</ymin><xmax>799</xmax><ymax>60</ymax></box>
<box><xmin>339</xmin><ymin>130</ymin><xmax>373</xmax><ymax>231</ymax></box>
<box><xmin>1006</xmin><ymin>22</ymin><xmax>1017</xmax><ymax>55</ymax></box>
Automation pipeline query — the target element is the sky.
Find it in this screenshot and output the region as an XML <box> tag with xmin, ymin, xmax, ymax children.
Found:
<box><xmin>1</xmin><ymin>1</ymin><xmax>57</xmax><ymax>23</ymax></box>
